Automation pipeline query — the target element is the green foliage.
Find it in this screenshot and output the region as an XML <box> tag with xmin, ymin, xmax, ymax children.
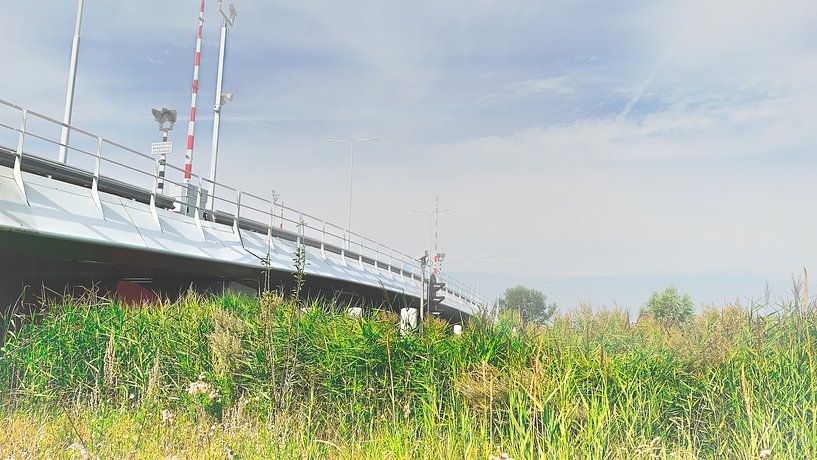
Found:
<box><xmin>1</xmin><ymin>293</ymin><xmax>816</xmax><ymax>458</ymax></box>
<box><xmin>496</xmin><ymin>285</ymin><xmax>557</xmax><ymax>324</ymax></box>
<box><xmin>641</xmin><ymin>286</ymin><xmax>694</xmax><ymax>326</ymax></box>
<box><xmin>291</xmin><ymin>219</ymin><xmax>307</xmax><ymax>297</ymax></box>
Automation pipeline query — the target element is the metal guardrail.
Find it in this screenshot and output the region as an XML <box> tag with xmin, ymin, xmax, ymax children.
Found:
<box><xmin>0</xmin><ymin>98</ymin><xmax>484</xmax><ymax>306</ymax></box>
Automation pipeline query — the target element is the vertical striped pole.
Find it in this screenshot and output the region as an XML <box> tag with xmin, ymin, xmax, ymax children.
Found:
<box><xmin>157</xmin><ymin>131</ymin><xmax>167</xmax><ymax>193</ymax></box>
<box><xmin>184</xmin><ymin>0</ymin><xmax>205</xmax><ymax>184</ymax></box>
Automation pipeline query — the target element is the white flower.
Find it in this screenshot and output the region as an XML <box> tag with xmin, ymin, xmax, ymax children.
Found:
<box><xmin>187</xmin><ymin>380</ymin><xmax>218</xmax><ymax>400</ymax></box>
<box><xmin>760</xmin><ymin>449</ymin><xmax>772</xmax><ymax>459</ymax></box>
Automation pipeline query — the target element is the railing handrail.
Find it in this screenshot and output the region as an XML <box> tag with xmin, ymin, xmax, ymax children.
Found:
<box><xmin>0</xmin><ymin>97</ymin><xmax>485</xmax><ymax>306</ymax></box>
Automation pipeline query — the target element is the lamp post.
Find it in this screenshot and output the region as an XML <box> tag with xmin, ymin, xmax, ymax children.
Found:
<box><xmin>58</xmin><ymin>0</ymin><xmax>85</xmax><ymax>164</ymax></box>
<box><xmin>151</xmin><ymin>108</ymin><xmax>177</xmax><ymax>194</ymax></box>
<box><xmin>325</xmin><ymin>137</ymin><xmax>381</xmax><ymax>247</ymax></box>
<box><xmin>464</xmin><ymin>255</ymin><xmax>493</xmax><ymax>300</ymax></box>
<box><xmin>207</xmin><ymin>0</ymin><xmax>237</xmax><ymax>210</ymax></box>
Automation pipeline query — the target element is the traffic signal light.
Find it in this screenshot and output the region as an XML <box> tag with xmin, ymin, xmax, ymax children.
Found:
<box><xmin>428</xmin><ymin>273</ymin><xmax>446</xmax><ymax>313</ymax></box>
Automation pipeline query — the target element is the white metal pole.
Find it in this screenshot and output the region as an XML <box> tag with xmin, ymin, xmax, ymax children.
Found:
<box><xmin>325</xmin><ymin>137</ymin><xmax>379</xmax><ymax>248</ymax></box>
<box><xmin>58</xmin><ymin>0</ymin><xmax>85</xmax><ymax>164</ymax></box>
<box><xmin>208</xmin><ymin>22</ymin><xmax>228</xmax><ymax>210</ymax></box>
<box><xmin>347</xmin><ymin>141</ymin><xmax>354</xmax><ymax>241</ymax></box>
<box><xmin>465</xmin><ymin>255</ymin><xmax>492</xmax><ymax>301</ymax></box>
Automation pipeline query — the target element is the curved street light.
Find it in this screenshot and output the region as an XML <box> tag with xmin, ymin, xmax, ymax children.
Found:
<box><xmin>208</xmin><ymin>1</ymin><xmax>238</xmax><ymax>210</ymax></box>
<box><xmin>58</xmin><ymin>0</ymin><xmax>85</xmax><ymax>164</ymax></box>
<box><xmin>325</xmin><ymin>137</ymin><xmax>381</xmax><ymax>247</ymax></box>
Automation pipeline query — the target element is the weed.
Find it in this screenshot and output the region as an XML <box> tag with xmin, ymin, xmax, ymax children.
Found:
<box><xmin>1</xmin><ymin>291</ymin><xmax>817</xmax><ymax>458</ymax></box>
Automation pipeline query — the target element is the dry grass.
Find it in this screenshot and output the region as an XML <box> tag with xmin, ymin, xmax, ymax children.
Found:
<box><xmin>1</xmin><ymin>291</ymin><xmax>817</xmax><ymax>458</ymax></box>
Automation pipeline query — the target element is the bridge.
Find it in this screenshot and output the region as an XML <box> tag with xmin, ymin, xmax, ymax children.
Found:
<box><xmin>0</xmin><ymin>98</ymin><xmax>482</xmax><ymax>322</ymax></box>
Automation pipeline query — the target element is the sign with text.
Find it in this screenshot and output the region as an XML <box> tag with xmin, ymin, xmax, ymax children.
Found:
<box><xmin>150</xmin><ymin>141</ymin><xmax>173</xmax><ymax>156</ymax></box>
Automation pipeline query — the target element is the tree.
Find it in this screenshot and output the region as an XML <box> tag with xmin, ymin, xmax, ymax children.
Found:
<box><xmin>496</xmin><ymin>285</ymin><xmax>557</xmax><ymax>324</ymax></box>
<box><xmin>642</xmin><ymin>286</ymin><xmax>694</xmax><ymax>327</ymax></box>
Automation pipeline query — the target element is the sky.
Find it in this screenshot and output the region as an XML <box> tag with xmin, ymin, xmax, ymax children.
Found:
<box><xmin>2</xmin><ymin>0</ymin><xmax>817</xmax><ymax>312</ymax></box>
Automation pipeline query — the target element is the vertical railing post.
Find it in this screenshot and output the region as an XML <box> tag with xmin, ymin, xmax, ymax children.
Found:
<box><xmin>358</xmin><ymin>235</ymin><xmax>364</xmax><ymax>268</ymax></box>
<box><xmin>233</xmin><ymin>190</ymin><xmax>242</xmax><ymax>235</ymax></box>
<box><xmin>193</xmin><ymin>177</ymin><xmax>204</xmax><ymax>236</ymax></box>
<box><xmin>13</xmin><ymin>109</ymin><xmax>29</xmax><ymax>204</ymax></box>
<box><xmin>148</xmin><ymin>193</ymin><xmax>162</xmax><ymax>231</ymax></box>
<box><xmin>373</xmin><ymin>242</ymin><xmax>379</xmax><ymax>271</ymax></box>
<box><xmin>386</xmin><ymin>247</ymin><xmax>394</xmax><ymax>279</ymax></box>
<box><xmin>90</xmin><ymin>136</ymin><xmax>104</xmax><ymax>215</ymax></box>
<box><xmin>339</xmin><ymin>223</ymin><xmax>347</xmax><ymax>265</ymax></box>
<box><xmin>267</xmin><ymin>195</ymin><xmax>275</xmax><ymax>256</ymax></box>
<box><xmin>320</xmin><ymin>220</ymin><xmax>327</xmax><ymax>258</ymax></box>
<box><xmin>148</xmin><ymin>150</ymin><xmax>162</xmax><ymax>231</ymax></box>
<box><xmin>298</xmin><ymin>213</ymin><xmax>305</xmax><ymax>248</ymax></box>
<box><xmin>233</xmin><ymin>190</ymin><xmax>244</xmax><ymax>247</ymax></box>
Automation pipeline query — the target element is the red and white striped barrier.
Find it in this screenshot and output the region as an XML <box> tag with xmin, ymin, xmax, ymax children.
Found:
<box><xmin>184</xmin><ymin>0</ymin><xmax>205</xmax><ymax>183</ymax></box>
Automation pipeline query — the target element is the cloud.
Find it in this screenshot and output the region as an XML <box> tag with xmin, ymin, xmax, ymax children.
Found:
<box><xmin>442</xmin><ymin>89</ymin><xmax>815</xmax><ymax>171</ymax></box>
<box><xmin>3</xmin><ymin>0</ymin><xmax>817</xmax><ymax>308</ymax></box>
<box><xmin>480</xmin><ymin>76</ymin><xmax>578</xmax><ymax>106</ymax></box>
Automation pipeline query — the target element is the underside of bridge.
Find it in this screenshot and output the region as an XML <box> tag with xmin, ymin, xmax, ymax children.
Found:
<box><xmin>0</xmin><ymin>231</ymin><xmax>468</xmax><ymax>324</ymax></box>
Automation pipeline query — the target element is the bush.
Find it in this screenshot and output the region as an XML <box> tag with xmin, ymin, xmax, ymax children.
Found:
<box><xmin>641</xmin><ymin>286</ymin><xmax>694</xmax><ymax>327</ymax></box>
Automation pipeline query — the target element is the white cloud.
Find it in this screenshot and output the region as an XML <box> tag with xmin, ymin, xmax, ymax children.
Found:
<box><xmin>3</xmin><ymin>0</ymin><xmax>817</xmax><ymax>308</ymax></box>
<box><xmin>443</xmin><ymin>89</ymin><xmax>816</xmax><ymax>169</ymax></box>
<box><xmin>480</xmin><ymin>76</ymin><xmax>578</xmax><ymax>106</ymax></box>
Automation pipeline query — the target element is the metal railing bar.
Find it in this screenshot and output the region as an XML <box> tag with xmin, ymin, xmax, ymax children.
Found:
<box><xmin>99</xmin><ymin>157</ymin><xmax>157</xmax><ymax>180</ymax></box>
<box><xmin>0</xmin><ymin>96</ymin><xmax>485</xmax><ymax>307</ymax></box>
<box><xmin>0</xmin><ymin>99</ymin><xmax>100</xmax><ymax>141</ymax></box>
<box><xmin>2</xmin><ymin>127</ymin><xmax>101</xmax><ymax>162</ymax></box>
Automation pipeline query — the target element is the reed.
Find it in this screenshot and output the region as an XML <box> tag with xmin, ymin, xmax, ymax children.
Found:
<box><xmin>0</xmin><ymin>289</ymin><xmax>815</xmax><ymax>459</ymax></box>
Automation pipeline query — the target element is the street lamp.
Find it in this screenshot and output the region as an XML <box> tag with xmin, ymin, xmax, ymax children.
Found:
<box><xmin>58</xmin><ymin>0</ymin><xmax>85</xmax><ymax>164</ymax></box>
<box><xmin>207</xmin><ymin>0</ymin><xmax>238</xmax><ymax>210</ymax></box>
<box><xmin>151</xmin><ymin>107</ymin><xmax>177</xmax><ymax>194</ymax></box>
<box><xmin>464</xmin><ymin>255</ymin><xmax>493</xmax><ymax>300</ymax></box>
<box><xmin>325</xmin><ymin>137</ymin><xmax>381</xmax><ymax>246</ymax></box>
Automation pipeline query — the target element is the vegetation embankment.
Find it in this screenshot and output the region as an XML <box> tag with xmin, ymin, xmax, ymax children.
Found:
<box><xmin>0</xmin><ymin>290</ymin><xmax>816</xmax><ymax>459</ymax></box>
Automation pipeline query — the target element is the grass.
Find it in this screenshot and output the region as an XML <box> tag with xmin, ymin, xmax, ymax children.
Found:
<box><xmin>0</xmin><ymin>290</ymin><xmax>815</xmax><ymax>458</ymax></box>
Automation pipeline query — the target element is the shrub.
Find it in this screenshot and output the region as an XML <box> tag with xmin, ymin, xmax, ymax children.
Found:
<box><xmin>641</xmin><ymin>286</ymin><xmax>694</xmax><ymax>327</ymax></box>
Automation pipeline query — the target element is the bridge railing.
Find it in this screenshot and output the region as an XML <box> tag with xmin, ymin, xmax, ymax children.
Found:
<box><xmin>0</xmin><ymin>98</ymin><xmax>484</xmax><ymax>307</ymax></box>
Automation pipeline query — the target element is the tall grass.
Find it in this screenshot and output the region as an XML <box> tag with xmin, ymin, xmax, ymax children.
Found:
<box><xmin>1</xmin><ymin>290</ymin><xmax>816</xmax><ymax>458</ymax></box>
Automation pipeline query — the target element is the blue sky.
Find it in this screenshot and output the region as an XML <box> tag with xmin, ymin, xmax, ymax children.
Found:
<box><xmin>2</xmin><ymin>0</ymin><xmax>817</xmax><ymax>311</ymax></box>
